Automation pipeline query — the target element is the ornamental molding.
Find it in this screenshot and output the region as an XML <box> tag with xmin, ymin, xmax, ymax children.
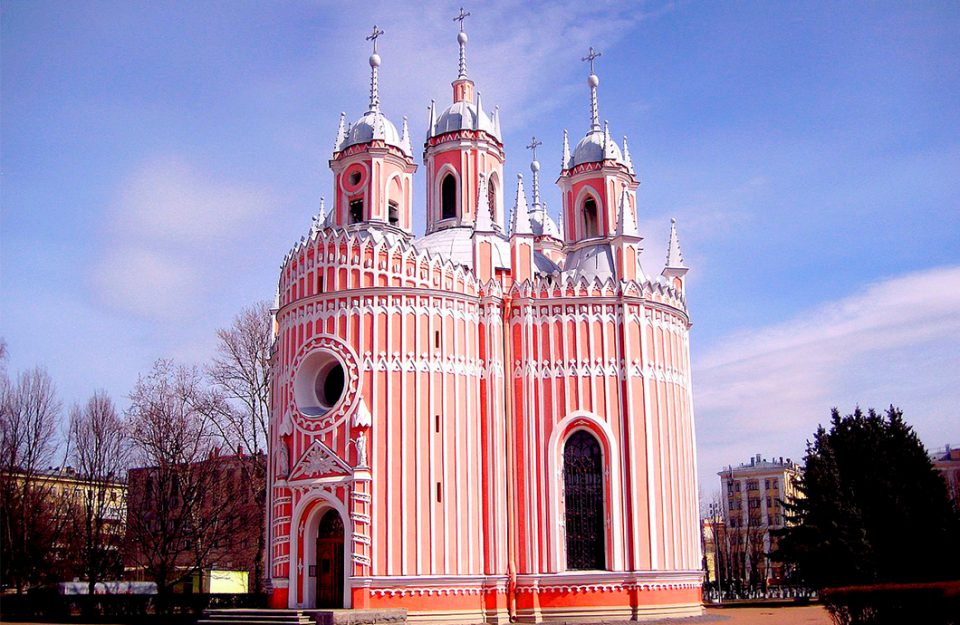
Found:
<box><xmin>288</xmin><ymin>440</ymin><xmax>352</xmax><ymax>481</ymax></box>
<box><xmin>287</xmin><ymin>334</ymin><xmax>360</xmax><ymax>435</ymax></box>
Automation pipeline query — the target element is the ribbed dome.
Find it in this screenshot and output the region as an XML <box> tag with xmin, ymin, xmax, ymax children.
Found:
<box><xmin>571</xmin><ymin>129</ymin><xmax>623</xmax><ymax>167</ymax></box>
<box><xmin>431</xmin><ymin>101</ymin><xmax>500</xmax><ymax>141</ymax></box>
<box><xmin>530</xmin><ymin>208</ymin><xmax>561</xmax><ymax>238</ymax></box>
<box><xmin>340</xmin><ymin>111</ymin><xmax>411</xmax><ymax>157</ymax></box>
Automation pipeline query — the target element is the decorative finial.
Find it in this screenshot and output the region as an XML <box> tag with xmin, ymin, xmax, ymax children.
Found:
<box><xmin>400</xmin><ymin>116</ymin><xmax>411</xmax><ymax>155</ymax></box>
<box><xmin>366</xmin><ymin>25</ymin><xmax>385</xmax><ymax>112</ymax></box>
<box><xmin>454</xmin><ymin>7</ymin><xmax>471</xmax><ymax>79</ymax></box>
<box><xmin>312</xmin><ymin>196</ymin><xmax>326</xmax><ymax>234</ymax></box>
<box><xmin>511</xmin><ymin>173</ymin><xmax>532</xmax><ymax>235</ymax></box>
<box><xmin>562</xmin><ymin>129</ymin><xmax>571</xmax><ymax>170</ymax></box>
<box><xmin>475</xmin><ymin>173</ymin><xmax>495</xmax><ymax>232</ymax></box>
<box><xmin>616</xmin><ymin>184</ymin><xmax>639</xmax><ymax>237</ymax></box>
<box><xmin>334</xmin><ymin>112</ymin><xmax>346</xmax><ymax>152</ymax></box>
<box><xmin>526</xmin><ymin>136</ymin><xmax>543</xmax><ymax>207</ymax></box>
<box><xmin>603</xmin><ymin>120</ymin><xmax>611</xmax><ymax>159</ymax></box>
<box><xmin>582</xmin><ymin>46</ymin><xmax>602</xmax><ymax>132</ymax></box>
<box><xmin>622</xmin><ymin>135</ymin><xmax>634</xmax><ymax>173</ymax></box>
<box><xmin>665</xmin><ymin>218</ymin><xmax>687</xmax><ymax>269</ymax></box>
<box><xmin>427</xmin><ymin>99</ymin><xmax>436</xmax><ymax>137</ymax></box>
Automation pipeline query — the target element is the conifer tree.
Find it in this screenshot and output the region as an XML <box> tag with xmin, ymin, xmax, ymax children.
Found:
<box><xmin>774</xmin><ymin>406</ymin><xmax>959</xmax><ymax>588</ymax></box>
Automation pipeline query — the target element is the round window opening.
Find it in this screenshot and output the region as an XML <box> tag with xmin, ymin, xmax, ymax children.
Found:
<box><xmin>294</xmin><ymin>351</ymin><xmax>347</xmax><ymax>416</ymax></box>
<box><xmin>349</xmin><ymin>171</ymin><xmax>362</xmax><ymax>186</ymax></box>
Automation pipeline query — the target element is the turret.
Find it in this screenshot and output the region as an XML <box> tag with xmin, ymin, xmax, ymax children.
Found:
<box><xmin>557</xmin><ymin>47</ymin><xmax>637</xmax><ymax>245</ymax></box>
<box><xmin>328</xmin><ymin>26</ymin><xmax>416</xmax><ymax>235</ymax></box>
<box><xmin>422</xmin><ymin>10</ymin><xmax>504</xmax><ymax>234</ymax></box>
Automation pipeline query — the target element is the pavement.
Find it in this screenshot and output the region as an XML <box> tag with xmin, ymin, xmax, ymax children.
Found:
<box><xmin>0</xmin><ymin>605</ymin><xmax>834</xmax><ymax>625</ymax></box>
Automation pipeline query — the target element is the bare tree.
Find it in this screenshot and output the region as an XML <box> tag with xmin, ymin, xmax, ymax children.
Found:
<box><xmin>125</xmin><ymin>359</ymin><xmax>253</xmax><ymax>595</ymax></box>
<box><xmin>67</xmin><ymin>391</ymin><xmax>130</xmax><ymax>593</ymax></box>
<box><xmin>745</xmin><ymin>504</ymin><xmax>768</xmax><ymax>590</ymax></box>
<box><xmin>0</xmin><ymin>366</ymin><xmax>66</xmax><ymax>592</ymax></box>
<box><xmin>207</xmin><ymin>301</ymin><xmax>271</xmax><ymax>592</ymax></box>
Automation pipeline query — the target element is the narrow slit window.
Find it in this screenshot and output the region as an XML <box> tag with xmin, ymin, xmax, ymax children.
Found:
<box><xmin>435</xmin><ymin>415</ymin><xmax>440</xmax><ymax>433</ymax></box>
<box><xmin>436</xmin><ymin>482</ymin><xmax>442</xmax><ymax>503</ymax></box>
<box><xmin>434</xmin><ymin>330</ymin><xmax>440</xmax><ymax>349</ymax></box>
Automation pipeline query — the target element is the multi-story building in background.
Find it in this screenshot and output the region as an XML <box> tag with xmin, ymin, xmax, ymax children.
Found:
<box><xmin>717</xmin><ymin>455</ymin><xmax>800</xmax><ymax>586</ymax></box>
<box><xmin>931</xmin><ymin>445</ymin><xmax>960</xmax><ymax>505</ymax></box>
<box><xmin>125</xmin><ymin>450</ymin><xmax>264</xmax><ymax>593</ymax></box>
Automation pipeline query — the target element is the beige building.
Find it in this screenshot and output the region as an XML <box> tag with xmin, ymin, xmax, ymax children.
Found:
<box><xmin>717</xmin><ymin>455</ymin><xmax>800</xmax><ymax>586</ymax></box>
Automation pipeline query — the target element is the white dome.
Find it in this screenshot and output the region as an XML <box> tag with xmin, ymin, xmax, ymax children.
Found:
<box><xmin>341</xmin><ymin>110</ymin><xmax>410</xmax><ymax>157</ymax></box>
<box><xmin>571</xmin><ymin>128</ymin><xmax>623</xmax><ymax>167</ymax></box>
<box><xmin>431</xmin><ymin>101</ymin><xmax>500</xmax><ymax>141</ymax></box>
<box><xmin>529</xmin><ymin>207</ymin><xmax>560</xmax><ymax>239</ymax></box>
<box><xmin>570</xmin><ymin>130</ymin><xmax>623</xmax><ymax>167</ymax></box>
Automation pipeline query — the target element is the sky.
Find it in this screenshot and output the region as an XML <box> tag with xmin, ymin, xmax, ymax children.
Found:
<box><xmin>2</xmin><ymin>1</ymin><xmax>959</xmax><ymax>495</ymax></box>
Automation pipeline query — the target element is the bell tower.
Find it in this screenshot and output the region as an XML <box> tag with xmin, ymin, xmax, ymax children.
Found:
<box><xmin>329</xmin><ymin>26</ymin><xmax>416</xmax><ymax>236</ymax></box>
<box><xmin>557</xmin><ymin>47</ymin><xmax>637</xmax><ymax>245</ymax></box>
<box><xmin>423</xmin><ymin>9</ymin><xmax>505</xmax><ymax>234</ymax></box>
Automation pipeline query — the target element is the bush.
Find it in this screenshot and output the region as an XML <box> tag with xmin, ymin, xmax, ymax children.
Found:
<box><xmin>821</xmin><ymin>581</ymin><xmax>960</xmax><ymax>625</ymax></box>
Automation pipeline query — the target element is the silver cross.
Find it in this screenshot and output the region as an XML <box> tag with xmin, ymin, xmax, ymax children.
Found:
<box><xmin>582</xmin><ymin>46</ymin><xmax>602</xmax><ymax>74</ymax></box>
<box><xmin>526</xmin><ymin>136</ymin><xmax>542</xmax><ymax>161</ymax></box>
<box><xmin>453</xmin><ymin>7</ymin><xmax>470</xmax><ymax>31</ymax></box>
<box><xmin>366</xmin><ymin>25</ymin><xmax>384</xmax><ymax>53</ymax></box>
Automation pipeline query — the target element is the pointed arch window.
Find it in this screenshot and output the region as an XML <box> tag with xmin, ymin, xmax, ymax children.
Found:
<box><xmin>441</xmin><ymin>174</ymin><xmax>457</xmax><ymax>220</ymax></box>
<box><xmin>487</xmin><ymin>178</ymin><xmax>497</xmax><ymax>223</ymax></box>
<box><xmin>582</xmin><ymin>197</ymin><xmax>599</xmax><ymax>238</ymax></box>
<box><xmin>564</xmin><ymin>430</ymin><xmax>605</xmax><ymax>570</ymax></box>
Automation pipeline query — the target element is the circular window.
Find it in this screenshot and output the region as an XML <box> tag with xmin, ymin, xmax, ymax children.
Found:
<box><xmin>294</xmin><ymin>351</ymin><xmax>347</xmax><ymax>416</ymax></box>
<box><xmin>349</xmin><ymin>171</ymin><xmax>362</xmax><ymax>186</ymax></box>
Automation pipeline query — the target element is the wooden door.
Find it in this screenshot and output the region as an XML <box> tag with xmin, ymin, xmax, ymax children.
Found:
<box><xmin>315</xmin><ymin>509</ymin><xmax>344</xmax><ymax>608</ymax></box>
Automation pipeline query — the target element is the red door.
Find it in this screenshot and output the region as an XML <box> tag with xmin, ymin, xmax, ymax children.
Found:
<box><xmin>315</xmin><ymin>509</ymin><xmax>344</xmax><ymax>608</ymax></box>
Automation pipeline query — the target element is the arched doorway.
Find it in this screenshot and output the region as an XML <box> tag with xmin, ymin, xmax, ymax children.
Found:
<box><xmin>315</xmin><ymin>509</ymin><xmax>344</xmax><ymax>608</ymax></box>
<box><xmin>564</xmin><ymin>430</ymin><xmax>605</xmax><ymax>570</ymax></box>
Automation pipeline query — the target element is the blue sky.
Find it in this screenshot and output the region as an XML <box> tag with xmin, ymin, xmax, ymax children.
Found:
<box><xmin>2</xmin><ymin>1</ymin><xmax>959</xmax><ymax>493</ymax></box>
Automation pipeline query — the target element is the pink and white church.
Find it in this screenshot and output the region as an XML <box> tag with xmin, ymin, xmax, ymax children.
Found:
<box><xmin>267</xmin><ymin>15</ymin><xmax>702</xmax><ymax>623</ymax></box>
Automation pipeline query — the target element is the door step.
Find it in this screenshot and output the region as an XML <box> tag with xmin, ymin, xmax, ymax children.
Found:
<box><xmin>199</xmin><ymin>608</ymin><xmax>407</xmax><ymax>625</ymax></box>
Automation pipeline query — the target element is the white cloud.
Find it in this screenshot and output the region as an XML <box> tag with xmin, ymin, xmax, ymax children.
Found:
<box><xmin>113</xmin><ymin>157</ymin><xmax>271</xmax><ymax>243</ymax></box>
<box><xmin>91</xmin><ymin>157</ymin><xmax>278</xmax><ymax>320</ymax></box>
<box><xmin>694</xmin><ymin>265</ymin><xmax>960</xmax><ymax>491</ymax></box>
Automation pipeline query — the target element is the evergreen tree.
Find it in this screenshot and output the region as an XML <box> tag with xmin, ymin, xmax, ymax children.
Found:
<box><xmin>774</xmin><ymin>406</ymin><xmax>959</xmax><ymax>589</ymax></box>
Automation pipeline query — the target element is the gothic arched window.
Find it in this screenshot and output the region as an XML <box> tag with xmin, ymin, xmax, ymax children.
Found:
<box><xmin>564</xmin><ymin>430</ymin><xmax>605</xmax><ymax>570</ymax></box>
<box><xmin>583</xmin><ymin>197</ymin><xmax>599</xmax><ymax>238</ymax></box>
<box><xmin>441</xmin><ymin>174</ymin><xmax>457</xmax><ymax>220</ymax></box>
<box><xmin>487</xmin><ymin>178</ymin><xmax>497</xmax><ymax>222</ymax></box>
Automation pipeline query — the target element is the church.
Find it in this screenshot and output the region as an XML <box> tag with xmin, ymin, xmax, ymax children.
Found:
<box><xmin>266</xmin><ymin>13</ymin><xmax>702</xmax><ymax>623</ymax></box>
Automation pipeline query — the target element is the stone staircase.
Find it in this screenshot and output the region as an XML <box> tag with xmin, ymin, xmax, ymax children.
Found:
<box><xmin>198</xmin><ymin>609</ymin><xmax>314</xmax><ymax>625</ymax></box>
<box><xmin>198</xmin><ymin>608</ymin><xmax>407</xmax><ymax>625</ymax></box>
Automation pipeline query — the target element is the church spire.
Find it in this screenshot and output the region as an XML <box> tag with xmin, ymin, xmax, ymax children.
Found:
<box><xmin>366</xmin><ymin>25</ymin><xmax>384</xmax><ymax>113</ymax></box>
<box><xmin>582</xmin><ymin>46</ymin><xmax>602</xmax><ymax>132</ymax></box>
<box><xmin>562</xmin><ymin>129</ymin><xmax>571</xmax><ymax>169</ymax></box>
<box><xmin>454</xmin><ymin>7</ymin><xmax>471</xmax><ymax>79</ymax></box>
<box><xmin>334</xmin><ymin>112</ymin><xmax>346</xmax><ymax>152</ymax></box>
<box><xmin>527</xmin><ymin>136</ymin><xmax>543</xmax><ymax>208</ymax></box>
